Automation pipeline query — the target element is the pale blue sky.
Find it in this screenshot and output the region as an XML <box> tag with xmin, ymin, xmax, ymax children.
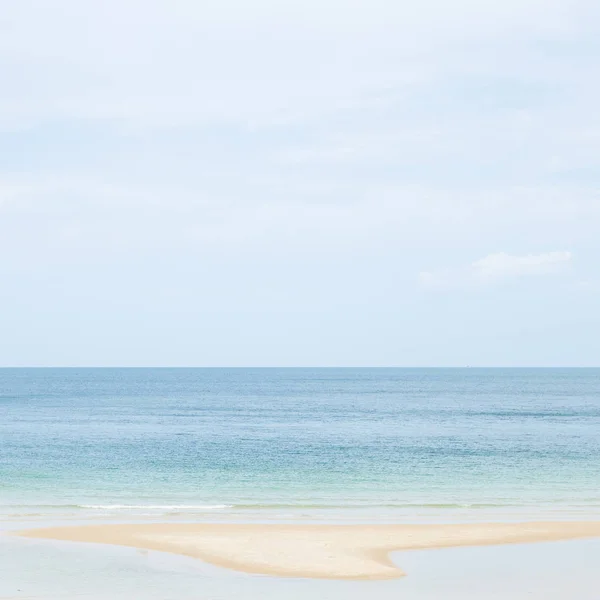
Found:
<box><xmin>1</xmin><ymin>0</ymin><xmax>599</xmax><ymax>366</ymax></box>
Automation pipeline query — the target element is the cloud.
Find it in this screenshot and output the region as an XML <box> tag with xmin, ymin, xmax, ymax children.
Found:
<box><xmin>472</xmin><ymin>251</ymin><xmax>573</xmax><ymax>279</ymax></box>
<box><xmin>0</xmin><ymin>1</ymin><xmax>599</xmax><ymax>366</ymax></box>
<box><xmin>0</xmin><ymin>1</ymin><xmax>599</xmax><ymax>267</ymax></box>
<box><xmin>1</xmin><ymin>171</ymin><xmax>597</xmax><ymax>270</ymax></box>
<box><xmin>419</xmin><ymin>251</ymin><xmax>573</xmax><ymax>289</ymax></box>
<box><xmin>0</xmin><ymin>0</ymin><xmax>599</xmax><ymax>129</ymax></box>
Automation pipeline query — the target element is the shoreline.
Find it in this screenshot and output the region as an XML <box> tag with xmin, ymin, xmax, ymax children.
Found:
<box><xmin>16</xmin><ymin>521</ymin><xmax>600</xmax><ymax>580</ymax></box>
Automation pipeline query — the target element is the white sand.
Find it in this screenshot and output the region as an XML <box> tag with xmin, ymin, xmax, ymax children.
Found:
<box><xmin>17</xmin><ymin>521</ymin><xmax>600</xmax><ymax>580</ymax></box>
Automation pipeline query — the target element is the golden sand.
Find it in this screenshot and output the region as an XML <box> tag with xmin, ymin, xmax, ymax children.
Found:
<box><xmin>18</xmin><ymin>522</ymin><xmax>600</xmax><ymax>580</ymax></box>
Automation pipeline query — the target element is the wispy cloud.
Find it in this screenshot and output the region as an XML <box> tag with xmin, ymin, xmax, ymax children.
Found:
<box><xmin>419</xmin><ymin>251</ymin><xmax>573</xmax><ymax>289</ymax></box>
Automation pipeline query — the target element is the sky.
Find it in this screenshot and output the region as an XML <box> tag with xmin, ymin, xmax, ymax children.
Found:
<box><xmin>1</xmin><ymin>0</ymin><xmax>599</xmax><ymax>367</ymax></box>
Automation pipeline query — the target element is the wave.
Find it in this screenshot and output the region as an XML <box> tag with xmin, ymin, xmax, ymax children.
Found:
<box><xmin>4</xmin><ymin>501</ymin><xmax>600</xmax><ymax>513</ymax></box>
<box><xmin>0</xmin><ymin>503</ymin><xmax>231</xmax><ymax>511</ymax></box>
<box><xmin>75</xmin><ymin>502</ymin><xmax>520</xmax><ymax>510</ymax></box>
<box><xmin>230</xmin><ymin>502</ymin><xmax>517</xmax><ymax>510</ymax></box>
<box><xmin>78</xmin><ymin>504</ymin><xmax>232</xmax><ymax>510</ymax></box>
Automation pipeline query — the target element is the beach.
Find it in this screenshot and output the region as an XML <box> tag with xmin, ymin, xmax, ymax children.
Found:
<box><xmin>3</xmin><ymin>0</ymin><xmax>600</xmax><ymax>593</ymax></box>
<box><xmin>15</xmin><ymin>521</ymin><xmax>600</xmax><ymax>580</ymax></box>
<box><xmin>2</xmin><ymin>368</ymin><xmax>600</xmax><ymax>597</ymax></box>
<box><xmin>3</xmin><ymin>521</ymin><xmax>600</xmax><ymax>599</ymax></box>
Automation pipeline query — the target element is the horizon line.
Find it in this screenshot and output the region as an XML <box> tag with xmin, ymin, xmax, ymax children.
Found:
<box><xmin>0</xmin><ymin>366</ymin><xmax>598</xmax><ymax>370</ymax></box>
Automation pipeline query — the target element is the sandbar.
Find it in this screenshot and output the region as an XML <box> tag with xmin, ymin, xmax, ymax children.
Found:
<box><xmin>17</xmin><ymin>522</ymin><xmax>600</xmax><ymax>580</ymax></box>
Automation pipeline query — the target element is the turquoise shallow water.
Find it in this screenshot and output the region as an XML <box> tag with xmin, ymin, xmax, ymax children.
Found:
<box><xmin>1</xmin><ymin>368</ymin><xmax>600</xmax><ymax>522</ymax></box>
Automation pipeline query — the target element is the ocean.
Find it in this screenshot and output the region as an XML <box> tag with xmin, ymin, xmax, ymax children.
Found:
<box><xmin>2</xmin><ymin>367</ymin><xmax>599</xmax><ymax>524</ymax></box>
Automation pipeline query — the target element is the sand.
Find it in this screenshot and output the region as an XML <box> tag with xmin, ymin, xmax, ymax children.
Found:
<box><xmin>17</xmin><ymin>522</ymin><xmax>600</xmax><ymax>580</ymax></box>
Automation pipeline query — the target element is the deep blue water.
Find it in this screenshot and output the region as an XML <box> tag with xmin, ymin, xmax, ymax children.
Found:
<box><xmin>1</xmin><ymin>368</ymin><xmax>599</xmax><ymax>521</ymax></box>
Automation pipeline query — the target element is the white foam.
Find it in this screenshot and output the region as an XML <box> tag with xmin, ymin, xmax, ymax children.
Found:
<box><xmin>78</xmin><ymin>504</ymin><xmax>231</xmax><ymax>511</ymax></box>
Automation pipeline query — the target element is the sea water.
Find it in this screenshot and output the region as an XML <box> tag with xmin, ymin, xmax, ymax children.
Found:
<box><xmin>2</xmin><ymin>368</ymin><xmax>600</xmax><ymax>599</ymax></box>
<box><xmin>2</xmin><ymin>367</ymin><xmax>599</xmax><ymax>523</ymax></box>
